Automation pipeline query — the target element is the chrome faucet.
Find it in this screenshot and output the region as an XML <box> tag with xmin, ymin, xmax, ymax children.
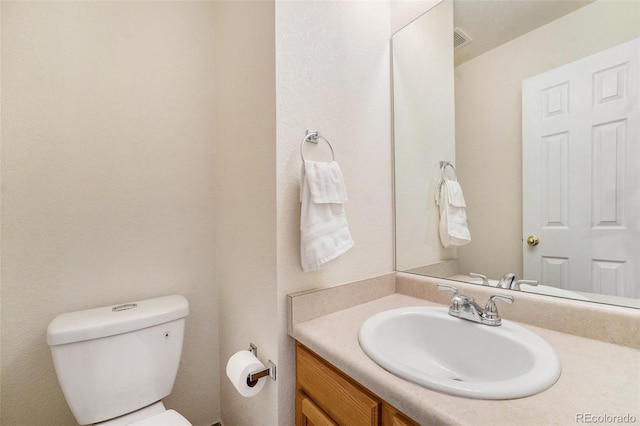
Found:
<box><xmin>438</xmin><ymin>284</ymin><xmax>514</xmax><ymax>326</ymax></box>
<box><xmin>496</xmin><ymin>273</ymin><xmax>539</xmax><ymax>290</ymax></box>
<box><xmin>496</xmin><ymin>273</ymin><xmax>516</xmax><ymax>289</ymax></box>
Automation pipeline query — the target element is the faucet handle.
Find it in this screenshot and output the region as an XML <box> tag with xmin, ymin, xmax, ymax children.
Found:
<box><xmin>483</xmin><ymin>294</ymin><xmax>514</xmax><ymax>326</ymax></box>
<box><xmin>438</xmin><ymin>284</ymin><xmax>465</xmax><ymax>313</ymax></box>
<box><xmin>512</xmin><ymin>279</ymin><xmax>538</xmax><ymax>290</ymax></box>
<box><xmin>487</xmin><ymin>294</ymin><xmax>514</xmax><ymax>306</ymax></box>
<box><xmin>437</xmin><ymin>284</ymin><xmax>458</xmax><ymax>296</ymax></box>
<box><xmin>469</xmin><ymin>273</ymin><xmax>489</xmax><ymax>286</ymax></box>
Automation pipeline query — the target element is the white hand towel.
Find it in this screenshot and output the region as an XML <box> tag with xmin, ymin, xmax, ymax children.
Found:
<box><xmin>300</xmin><ymin>161</ymin><xmax>355</xmax><ymax>272</ymax></box>
<box><xmin>303</xmin><ymin>161</ymin><xmax>348</xmax><ymax>204</ymax></box>
<box><xmin>438</xmin><ymin>178</ymin><xmax>471</xmax><ymax>248</ymax></box>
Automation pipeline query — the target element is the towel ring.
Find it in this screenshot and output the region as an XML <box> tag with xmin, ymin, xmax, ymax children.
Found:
<box><xmin>440</xmin><ymin>161</ymin><xmax>457</xmax><ymax>180</ymax></box>
<box><xmin>300</xmin><ymin>131</ymin><xmax>335</xmax><ymax>162</ymax></box>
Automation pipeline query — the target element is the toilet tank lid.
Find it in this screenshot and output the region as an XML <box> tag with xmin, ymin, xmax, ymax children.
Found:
<box><xmin>47</xmin><ymin>295</ymin><xmax>189</xmax><ymax>346</ymax></box>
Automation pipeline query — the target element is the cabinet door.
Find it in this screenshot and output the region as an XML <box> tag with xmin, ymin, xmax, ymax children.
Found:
<box><xmin>381</xmin><ymin>404</ymin><xmax>421</xmax><ymax>426</ymax></box>
<box><xmin>388</xmin><ymin>414</ymin><xmax>418</xmax><ymax>426</ymax></box>
<box><xmin>300</xmin><ymin>395</ymin><xmax>338</xmax><ymax>426</ymax></box>
<box><xmin>296</xmin><ymin>343</ymin><xmax>379</xmax><ymax>425</ymax></box>
<box><xmin>296</xmin><ymin>342</ymin><xmax>421</xmax><ymax>426</ymax></box>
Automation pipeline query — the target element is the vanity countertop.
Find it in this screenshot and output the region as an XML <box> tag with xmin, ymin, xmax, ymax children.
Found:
<box><xmin>291</xmin><ymin>292</ymin><xmax>640</xmax><ymax>426</ymax></box>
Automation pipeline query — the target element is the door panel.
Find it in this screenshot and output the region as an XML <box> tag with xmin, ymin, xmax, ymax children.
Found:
<box><xmin>522</xmin><ymin>38</ymin><xmax>639</xmax><ymax>298</ymax></box>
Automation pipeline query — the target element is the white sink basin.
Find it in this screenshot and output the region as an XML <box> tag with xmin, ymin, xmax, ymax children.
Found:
<box><xmin>358</xmin><ymin>306</ymin><xmax>561</xmax><ymax>399</ymax></box>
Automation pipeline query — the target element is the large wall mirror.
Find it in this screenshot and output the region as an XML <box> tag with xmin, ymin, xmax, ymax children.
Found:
<box><xmin>393</xmin><ymin>0</ymin><xmax>640</xmax><ymax>308</ymax></box>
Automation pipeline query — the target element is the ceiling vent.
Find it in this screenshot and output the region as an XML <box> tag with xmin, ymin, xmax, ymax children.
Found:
<box><xmin>453</xmin><ymin>27</ymin><xmax>472</xmax><ymax>49</ymax></box>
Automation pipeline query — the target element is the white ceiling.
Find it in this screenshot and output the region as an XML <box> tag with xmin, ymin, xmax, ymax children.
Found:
<box><xmin>453</xmin><ymin>0</ymin><xmax>594</xmax><ymax>65</ymax></box>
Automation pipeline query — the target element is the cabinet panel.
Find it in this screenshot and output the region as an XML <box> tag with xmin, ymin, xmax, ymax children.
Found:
<box><xmin>301</xmin><ymin>395</ymin><xmax>338</xmax><ymax>426</ymax></box>
<box><xmin>295</xmin><ymin>342</ymin><xmax>422</xmax><ymax>426</ymax></box>
<box><xmin>296</xmin><ymin>343</ymin><xmax>379</xmax><ymax>426</ymax></box>
<box><xmin>381</xmin><ymin>404</ymin><xmax>420</xmax><ymax>426</ymax></box>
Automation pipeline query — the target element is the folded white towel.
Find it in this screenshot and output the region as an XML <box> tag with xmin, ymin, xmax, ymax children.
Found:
<box><xmin>303</xmin><ymin>161</ymin><xmax>348</xmax><ymax>204</ymax></box>
<box><xmin>438</xmin><ymin>178</ymin><xmax>471</xmax><ymax>248</ymax></box>
<box><xmin>300</xmin><ymin>161</ymin><xmax>355</xmax><ymax>272</ymax></box>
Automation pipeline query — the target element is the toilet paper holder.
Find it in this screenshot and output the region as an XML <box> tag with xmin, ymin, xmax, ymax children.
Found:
<box><xmin>247</xmin><ymin>343</ymin><xmax>277</xmax><ymax>387</ymax></box>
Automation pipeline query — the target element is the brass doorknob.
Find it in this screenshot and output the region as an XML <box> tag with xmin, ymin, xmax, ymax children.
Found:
<box><xmin>527</xmin><ymin>235</ymin><xmax>540</xmax><ymax>246</ymax></box>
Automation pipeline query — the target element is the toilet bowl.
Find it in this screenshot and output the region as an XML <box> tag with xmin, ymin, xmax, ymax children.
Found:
<box><xmin>47</xmin><ymin>295</ymin><xmax>192</xmax><ymax>425</ymax></box>
<box><xmin>131</xmin><ymin>409</ymin><xmax>191</xmax><ymax>426</ymax></box>
<box><xmin>96</xmin><ymin>402</ymin><xmax>190</xmax><ymax>426</ymax></box>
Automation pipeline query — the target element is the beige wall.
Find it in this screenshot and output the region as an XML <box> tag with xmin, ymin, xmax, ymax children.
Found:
<box><xmin>393</xmin><ymin>0</ymin><xmax>455</xmax><ymax>271</ymax></box>
<box><xmin>213</xmin><ymin>2</ymin><xmax>278</xmax><ymax>426</ymax></box>
<box><xmin>2</xmin><ymin>1</ymin><xmax>396</xmax><ymax>425</ymax></box>
<box><xmin>1</xmin><ymin>2</ymin><xmax>220</xmax><ymax>424</ymax></box>
<box><xmin>455</xmin><ymin>0</ymin><xmax>640</xmax><ymax>279</ymax></box>
<box><xmin>390</xmin><ymin>0</ymin><xmax>441</xmax><ymax>34</ymax></box>
<box><xmin>275</xmin><ymin>1</ymin><xmax>393</xmax><ymax>424</ymax></box>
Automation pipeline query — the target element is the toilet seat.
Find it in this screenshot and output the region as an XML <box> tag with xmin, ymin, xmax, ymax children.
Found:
<box><xmin>130</xmin><ymin>409</ymin><xmax>191</xmax><ymax>426</ymax></box>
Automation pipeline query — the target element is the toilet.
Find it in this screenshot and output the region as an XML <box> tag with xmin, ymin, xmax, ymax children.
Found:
<box><xmin>47</xmin><ymin>295</ymin><xmax>192</xmax><ymax>425</ymax></box>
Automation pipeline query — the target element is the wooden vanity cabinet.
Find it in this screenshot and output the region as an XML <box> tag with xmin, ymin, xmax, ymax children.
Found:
<box><xmin>295</xmin><ymin>342</ymin><xmax>420</xmax><ymax>426</ymax></box>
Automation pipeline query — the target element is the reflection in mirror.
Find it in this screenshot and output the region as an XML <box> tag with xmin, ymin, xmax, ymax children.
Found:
<box><xmin>393</xmin><ymin>0</ymin><xmax>640</xmax><ymax>308</ymax></box>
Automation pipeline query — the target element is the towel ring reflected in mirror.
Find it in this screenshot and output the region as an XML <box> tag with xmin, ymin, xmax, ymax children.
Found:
<box><xmin>435</xmin><ymin>161</ymin><xmax>458</xmax><ymax>209</ymax></box>
<box><xmin>300</xmin><ymin>130</ymin><xmax>335</xmax><ymax>162</ymax></box>
<box><xmin>440</xmin><ymin>161</ymin><xmax>457</xmax><ymax>180</ymax></box>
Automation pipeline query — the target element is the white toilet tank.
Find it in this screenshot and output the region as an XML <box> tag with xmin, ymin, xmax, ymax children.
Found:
<box><xmin>47</xmin><ymin>295</ymin><xmax>189</xmax><ymax>425</ymax></box>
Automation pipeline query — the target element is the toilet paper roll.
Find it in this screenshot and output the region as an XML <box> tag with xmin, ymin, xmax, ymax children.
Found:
<box><xmin>226</xmin><ymin>350</ymin><xmax>267</xmax><ymax>397</ymax></box>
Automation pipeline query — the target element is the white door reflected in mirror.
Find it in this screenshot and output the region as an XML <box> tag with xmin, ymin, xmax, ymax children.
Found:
<box><xmin>522</xmin><ymin>38</ymin><xmax>639</xmax><ymax>299</ymax></box>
